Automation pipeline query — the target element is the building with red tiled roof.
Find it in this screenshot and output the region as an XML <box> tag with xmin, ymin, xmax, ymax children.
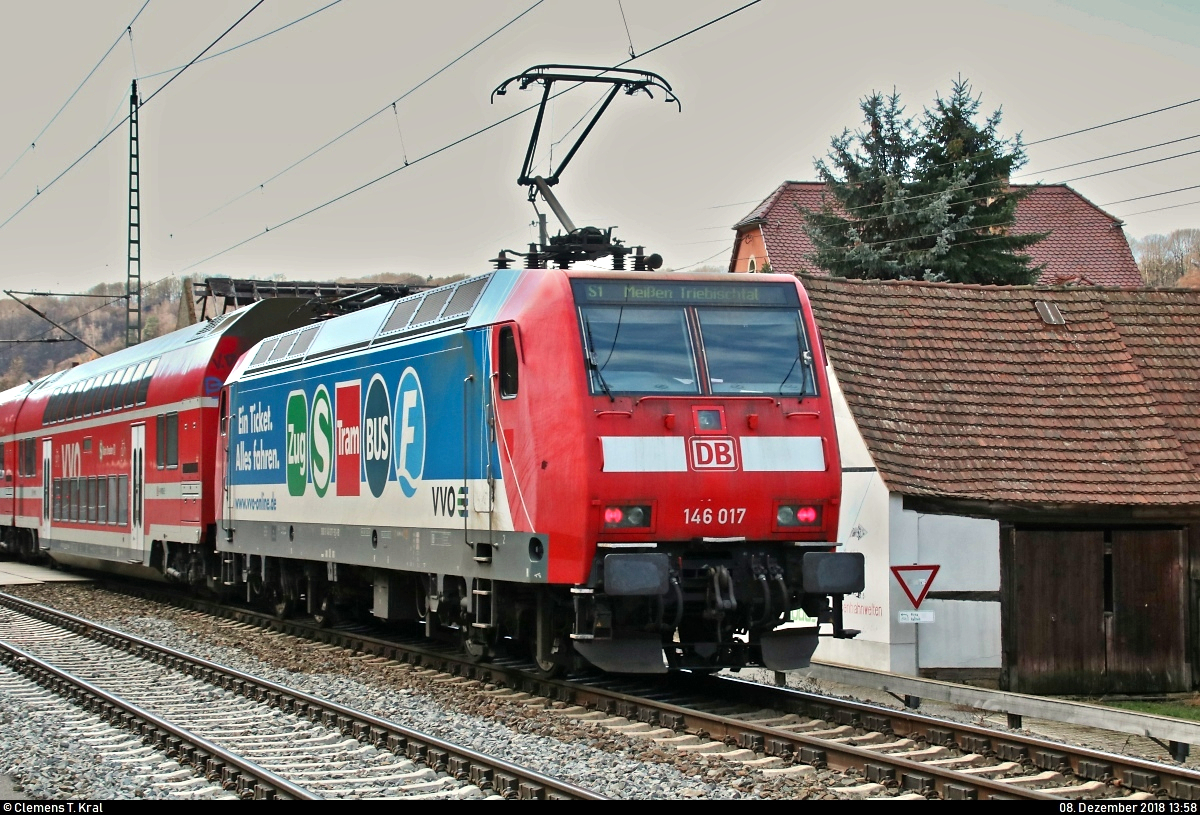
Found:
<box><xmin>805</xmin><ymin>276</ymin><xmax>1200</xmax><ymax>693</ymax></box>
<box><xmin>730</xmin><ymin>182</ymin><xmax>1143</xmax><ymax>288</ymax></box>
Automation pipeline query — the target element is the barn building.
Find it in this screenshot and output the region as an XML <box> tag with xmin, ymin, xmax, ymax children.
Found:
<box><xmin>729</xmin><ymin>181</ymin><xmax>1144</xmax><ymax>288</ymax></box>
<box><xmin>803</xmin><ymin>278</ymin><xmax>1200</xmax><ymax>694</ymax></box>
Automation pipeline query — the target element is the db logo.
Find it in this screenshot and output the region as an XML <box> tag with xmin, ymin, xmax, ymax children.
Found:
<box><xmin>689</xmin><ymin>437</ymin><xmax>738</xmax><ymax>471</ymax></box>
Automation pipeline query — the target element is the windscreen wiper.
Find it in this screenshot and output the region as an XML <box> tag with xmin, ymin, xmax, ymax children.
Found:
<box><xmin>779</xmin><ymin>317</ymin><xmax>815</xmax><ymax>396</ymax></box>
<box><xmin>582</xmin><ymin>314</ymin><xmax>615</xmax><ymax>402</ymax></box>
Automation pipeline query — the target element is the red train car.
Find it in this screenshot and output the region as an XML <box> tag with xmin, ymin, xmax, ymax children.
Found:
<box><xmin>0</xmin><ymin>299</ymin><xmax>316</xmax><ymax>577</ymax></box>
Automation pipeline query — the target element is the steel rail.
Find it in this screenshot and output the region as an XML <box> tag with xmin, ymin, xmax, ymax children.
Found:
<box><xmin>0</xmin><ymin>636</ymin><xmax>319</xmax><ymax>800</ymax></box>
<box><xmin>32</xmin><ymin>583</ymin><xmax>1200</xmax><ymax>800</ymax></box>
<box><xmin>0</xmin><ymin>591</ymin><xmax>605</xmax><ymax>801</ymax></box>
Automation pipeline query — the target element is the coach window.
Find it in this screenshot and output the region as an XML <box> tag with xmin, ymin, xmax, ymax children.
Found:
<box><xmin>89</xmin><ymin>377</ymin><xmax>105</xmax><ymax>416</ymax></box>
<box><xmin>70</xmin><ymin>479</ymin><xmax>80</xmax><ymax>523</ymax></box>
<box><xmin>98</xmin><ymin>477</ymin><xmax>108</xmax><ymax>524</ymax></box>
<box><xmin>52</xmin><ymin>479</ymin><xmax>60</xmax><ymax>521</ymax></box>
<box><xmin>73</xmin><ymin>378</ymin><xmax>90</xmax><ymax>420</ymax></box>
<box><xmin>117</xmin><ymin>475</ymin><xmax>129</xmax><ymax>525</ymax></box>
<box><xmin>499</xmin><ymin>326</ymin><xmax>519</xmax><ymax>398</ymax></box>
<box><xmin>101</xmin><ymin>370</ymin><xmax>121</xmax><ymax>413</ymax></box>
<box><xmin>107</xmin><ymin>476</ymin><xmax>118</xmax><ymax>524</ymax></box>
<box><xmin>134</xmin><ymin>358</ymin><xmax>157</xmax><ymax>405</ymax></box>
<box><xmin>61</xmin><ymin>384</ymin><xmax>78</xmax><ymax>422</ymax></box>
<box><xmin>81</xmin><ymin>379</ymin><xmax>95</xmax><ymax>417</ymax></box>
<box><xmin>123</xmin><ymin>362</ymin><xmax>147</xmax><ymax>409</ymax></box>
<box><xmin>112</xmin><ymin>366</ymin><xmax>134</xmax><ymax>411</ymax></box>
<box><xmin>95</xmin><ymin>372</ymin><xmax>115</xmax><ymax>414</ymax></box>
<box><xmin>88</xmin><ymin>477</ymin><xmax>98</xmax><ymax>523</ymax></box>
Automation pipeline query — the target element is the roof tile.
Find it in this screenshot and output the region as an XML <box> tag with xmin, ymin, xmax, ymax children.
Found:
<box><xmin>804</xmin><ymin>277</ymin><xmax>1200</xmax><ymax>505</ymax></box>
<box><xmin>739</xmin><ymin>182</ymin><xmax>1142</xmax><ymax>287</ymax></box>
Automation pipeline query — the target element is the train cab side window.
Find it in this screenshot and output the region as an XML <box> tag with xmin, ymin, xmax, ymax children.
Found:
<box><xmin>157</xmin><ymin>413</ymin><xmax>179</xmax><ymax>468</ymax></box>
<box><xmin>499</xmin><ymin>326</ymin><xmax>519</xmax><ymax>398</ymax></box>
<box><xmin>19</xmin><ymin>439</ymin><xmax>36</xmax><ymax>477</ymax></box>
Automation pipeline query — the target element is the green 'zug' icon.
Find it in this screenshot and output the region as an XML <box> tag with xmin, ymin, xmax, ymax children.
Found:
<box><xmin>286</xmin><ymin>390</ymin><xmax>308</xmax><ymax>497</ymax></box>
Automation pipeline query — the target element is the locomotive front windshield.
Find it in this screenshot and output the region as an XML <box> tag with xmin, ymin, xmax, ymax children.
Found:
<box><xmin>573</xmin><ymin>279</ymin><xmax>818</xmax><ymax>397</ymax></box>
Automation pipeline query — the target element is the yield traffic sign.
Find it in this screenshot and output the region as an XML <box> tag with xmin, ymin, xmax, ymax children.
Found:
<box><xmin>891</xmin><ymin>565</ymin><xmax>940</xmax><ymax>609</ymax></box>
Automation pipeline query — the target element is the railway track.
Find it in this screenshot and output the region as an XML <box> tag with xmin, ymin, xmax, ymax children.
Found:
<box><xmin>6</xmin><ymin>584</ymin><xmax>1200</xmax><ymax>801</ymax></box>
<box><xmin>0</xmin><ymin>594</ymin><xmax>604</xmax><ymax>801</ymax></box>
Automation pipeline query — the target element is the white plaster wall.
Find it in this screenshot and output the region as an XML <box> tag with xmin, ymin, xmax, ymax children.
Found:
<box><xmin>917</xmin><ymin>599</ymin><xmax>1002</xmax><ymax>668</ymax></box>
<box><xmin>916</xmin><ymin>514</ymin><xmax>1000</xmax><ymax>592</ymax></box>
<box><xmin>814</xmin><ymin>365</ymin><xmax>910</xmax><ymax>673</ymax></box>
<box><xmin>813</xmin><ymin>364</ymin><xmax>1004</xmax><ymax>674</ymax></box>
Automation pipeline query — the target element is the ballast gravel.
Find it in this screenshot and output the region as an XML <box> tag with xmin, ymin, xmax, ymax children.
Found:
<box><xmin>0</xmin><ymin>583</ymin><xmax>842</xmax><ymax>801</ymax></box>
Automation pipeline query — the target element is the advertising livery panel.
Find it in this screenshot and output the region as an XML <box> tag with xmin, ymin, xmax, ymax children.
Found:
<box><xmin>226</xmin><ymin>330</ymin><xmax>512</xmax><ymax>534</ymax></box>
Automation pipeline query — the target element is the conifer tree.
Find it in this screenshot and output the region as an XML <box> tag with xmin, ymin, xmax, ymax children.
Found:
<box><xmin>805</xmin><ymin>80</ymin><xmax>1044</xmax><ymax>284</ymax></box>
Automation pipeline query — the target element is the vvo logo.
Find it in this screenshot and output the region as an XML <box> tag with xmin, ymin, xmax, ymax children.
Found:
<box><xmin>689</xmin><ymin>436</ymin><xmax>739</xmax><ymax>471</ymax></box>
<box><xmin>394</xmin><ymin>367</ymin><xmax>425</xmax><ymax>498</ymax></box>
<box><xmin>309</xmin><ymin>385</ymin><xmax>333</xmax><ymax>498</ymax></box>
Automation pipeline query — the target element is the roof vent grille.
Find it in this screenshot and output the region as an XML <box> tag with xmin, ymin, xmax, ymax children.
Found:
<box><xmin>1035</xmin><ymin>301</ymin><xmax>1065</xmax><ymax>325</ymax></box>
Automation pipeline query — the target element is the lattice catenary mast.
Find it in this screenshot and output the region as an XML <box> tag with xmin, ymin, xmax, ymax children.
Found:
<box><xmin>125</xmin><ymin>79</ymin><xmax>142</xmax><ymax>347</ymax></box>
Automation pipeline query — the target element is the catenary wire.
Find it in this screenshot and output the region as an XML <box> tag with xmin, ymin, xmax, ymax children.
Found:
<box><xmin>135</xmin><ymin>0</ymin><xmax>345</xmax><ymax>81</ymax></box>
<box><xmin>703</xmin><ymin>97</ymin><xmax>1200</xmax><ymax>212</ymax></box>
<box><xmin>186</xmin><ymin>0</ymin><xmax>548</xmax><ymax>227</ymax></box>
<box><xmin>0</xmin><ymin>1</ymin><xmax>268</xmax><ymax>235</ymax></box>
<box><xmin>0</xmin><ymin>0</ymin><xmax>152</xmax><ymax>187</ymax></box>
<box><xmin>178</xmin><ymin>0</ymin><xmax>766</xmax><ymax>273</ymax></box>
<box><xmin>1015</xmin><ymin>134</ymin><xmax>1200</xmax><ymax>178</ymax></box>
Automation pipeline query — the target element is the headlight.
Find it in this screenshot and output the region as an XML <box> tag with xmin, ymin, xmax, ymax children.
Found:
<box><xmin>604</xmin><ymin>504</ymin><xmax>652</xmax><ymax>529</ymax></box>
<box><xmin>776</xmin><ymin>503</ymin><xmax>821</xmax><ymax>527</ymax></box>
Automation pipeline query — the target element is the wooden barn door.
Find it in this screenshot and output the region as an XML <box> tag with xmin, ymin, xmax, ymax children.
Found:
<box><xmin>1006</xmin><ymin>528</ymin><xmax>1188</xmax><ymax>694</ymax></box>
<box><xmin>1108</xmin><ymin>529</ymin><xmax>1187</xmax><ymax>692</ymax></box>
<box><xmin>1009</xmin><ymin>530</ymin><xmax>1106</xmax><ymax>694</ymax></box>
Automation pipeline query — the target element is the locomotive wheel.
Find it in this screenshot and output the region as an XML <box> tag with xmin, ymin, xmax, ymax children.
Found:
<box><xmin>531</xmin><ymin>647</ymin><xmax>564</xmax><ymax>679</ymax></box>
<box><xmin>461</xmin><ymin>628</ymin><xmax>492</xmax><ymax>663</ymax></box>
<box><xmin>270</xmin><ymin>588</ymin><xmax>294</xmax><ymax>620</ymax></box>
<box><xmin>313</xmin><ymin>596</ymin><xmax>336</xmax><ymax>628</ymax></box>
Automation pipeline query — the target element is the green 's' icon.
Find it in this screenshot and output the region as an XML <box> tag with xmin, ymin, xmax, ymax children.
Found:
<box><xmin>310</xmin><ymin>385</ymin><xmax>333</xmax><ymax>497</ymax></box>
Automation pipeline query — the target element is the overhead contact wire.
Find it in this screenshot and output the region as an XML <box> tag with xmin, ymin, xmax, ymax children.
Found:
<box><xmin>190</xmin><ymin>0</ymin><xmax>547</xmax><ymax>225</ymax></box>
<box><xmin>0</xmin><ymin>0</ymin><xmax>152</xmax><ymax>186</ymax></box>
<box><xmin>181</xmin><ymin>0</ymin><xmax>767</xmax><ymax>271</ymax></box>
<box><xmin>0</xmin><ymin>0</ymin><xmax>267</xmax><ymax>234</ymax></box>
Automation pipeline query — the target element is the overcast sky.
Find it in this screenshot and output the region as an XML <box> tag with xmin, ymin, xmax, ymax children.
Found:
<box><xmin>0</xmin><ymin>0</ymin><xmax>1197</xmax><ymax>293</ymax></box>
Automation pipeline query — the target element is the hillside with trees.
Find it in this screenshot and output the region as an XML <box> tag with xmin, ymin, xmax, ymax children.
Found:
<box><xmin>0</xmin><ymin>271</ymin><xmax>456</xmax><ymax>393</ymax></box>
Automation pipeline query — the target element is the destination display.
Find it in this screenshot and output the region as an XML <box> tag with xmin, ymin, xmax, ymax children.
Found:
<box><xmin>572</xmin><ymin>279</ymin><xmax>799</xmax><ymax>307</ymax></box>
